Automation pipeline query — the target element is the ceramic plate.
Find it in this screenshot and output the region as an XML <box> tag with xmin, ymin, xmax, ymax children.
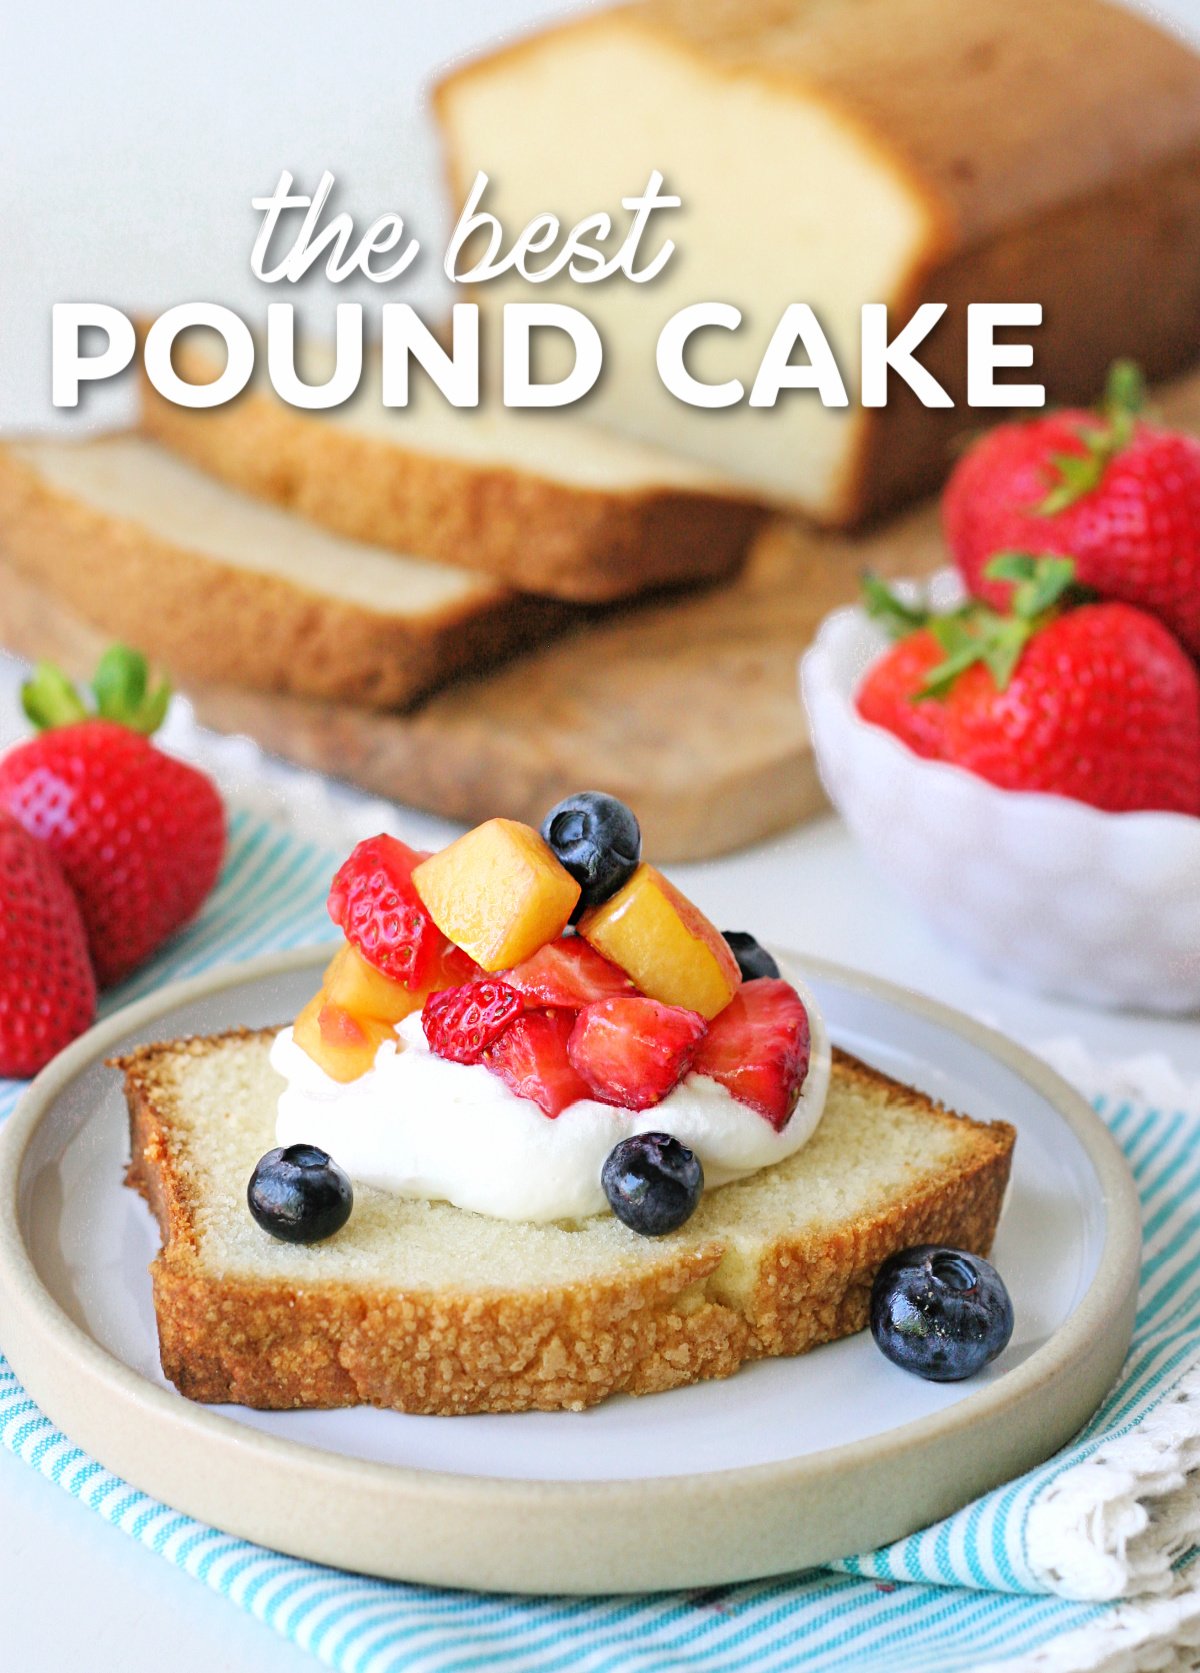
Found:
<box><xmin>0</xmin><ymin>947</ymin><xmax>1140</xmax><ymax>1593</ymax></box>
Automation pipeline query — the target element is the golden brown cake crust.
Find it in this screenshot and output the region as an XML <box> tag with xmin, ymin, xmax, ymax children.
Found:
<box><xmin>118</xmin><ymin>1030</ymin><xmax>1015</xmax><ymax>1415</ymax></box>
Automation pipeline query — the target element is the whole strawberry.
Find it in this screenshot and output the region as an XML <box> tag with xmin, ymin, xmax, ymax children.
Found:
<box><xmin>855</xmin><ymin>577</ymin><xmax>953</xmax><ymax>761</ymax></box>
<box><xmin>0</xmin><ymin>814</ymin><xmax>96</xmax><ymax>1077</ymax></box>
<box><xmin>859</xmin><ymin>557</ymin><xmax>1200</xmax><ymax>816</ymax></box>
<box><xmin>945</xmin><ymin>363</ymin><xmax>1200</xmax><ymax>654</ymax></box>
<box><xmin>0</xmin><ymin>649</ymin><xmax>226</xmax><ymax>987</ymax></box>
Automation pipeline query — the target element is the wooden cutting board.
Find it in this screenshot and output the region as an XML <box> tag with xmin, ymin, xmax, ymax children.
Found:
<box><xmin>5</xmin><ymin>373</ymin><xmax>1196</xmax><ymax>860</ymax></box>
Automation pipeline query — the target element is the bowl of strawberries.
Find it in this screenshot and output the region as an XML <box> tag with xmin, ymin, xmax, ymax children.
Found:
<box><xmin>801</xmin><ymin>364</ymin><xmax>1200</xmax><ymax>1013</ymax></box>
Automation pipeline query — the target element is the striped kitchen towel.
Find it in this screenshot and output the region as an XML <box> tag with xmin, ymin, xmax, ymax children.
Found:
<box><xmin>3</xmin><ymin>806</ymin><xmax>1200</xmax><ymax>1673</ymax></box>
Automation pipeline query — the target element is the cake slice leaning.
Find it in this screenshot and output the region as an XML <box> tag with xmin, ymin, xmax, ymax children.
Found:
<box><xmin>0</xmin><ymin>436</ymin><xmax>568</xmax><ymax>711</ymax></box>
<box><xmin>140</xmin><ymin>337</ymin><xmax>764</xmax><ymax>603</ymax></box>
<box><xmin>119</xmin><ymin>1028</ymin><xmax>1015</xmax><ymax>1415</ymax></box>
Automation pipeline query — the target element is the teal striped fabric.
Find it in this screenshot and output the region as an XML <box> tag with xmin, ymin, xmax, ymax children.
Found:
<box><xmin>2</xmin><ymin>809</ymin><xmax>1198</xmax><ymax>1672</ymax></box>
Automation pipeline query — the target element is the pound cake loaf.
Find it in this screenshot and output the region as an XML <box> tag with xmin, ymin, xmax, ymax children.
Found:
<box><xmin>140</xmin><ymin>336</ymin><xmax>763</xmax><ymax>602</ymax></box>
<box><xmin>436</xmin><ymin>0</ymin><xmax>1200</xmax><ymax>523</ymax></box>
<box><xmin>120</xmin><ymin>1029</ymin><xmax>1013</xmax><ymax>1415</ymax></box>
<box><xmin>0</xmin><ymin>436</ymin><xmax>567</xmax><ymax>709</ymax></box>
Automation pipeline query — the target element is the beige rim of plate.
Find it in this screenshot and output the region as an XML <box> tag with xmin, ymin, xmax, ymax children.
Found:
<box><xmin>0</xmin><ymin>947</ymin><xmax>1141</xmax><ymax>1595</ymax></box>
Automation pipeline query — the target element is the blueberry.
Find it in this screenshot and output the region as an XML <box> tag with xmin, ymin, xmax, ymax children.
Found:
<box><xmin>870</xmin><ymin>1245</ymin><xmax>1014</xmax><ymax>1382</ymax></box>
<box><xmin>247</xmin><ymin>1144</ymin><xmax>353</xmax><ymax>1244</ymax></box>
<box><xmin>601</xmin><ymin>1133</ymin><xmax>703</xmax><ymax>1236</ymax></box>
<box><xmin>723</xmin><ymin>932</ymin><xmax>781</xmax><ymax>982</ymax></box>
<box><xmin>540</xmin><ymin>792</ymin><xmax>641</xmax><ymax>919</ymax></box>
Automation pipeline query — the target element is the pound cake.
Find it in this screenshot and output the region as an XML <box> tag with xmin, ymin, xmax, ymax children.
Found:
<box><xmin>0</xmin><ymin>436</ymin><xmax>567</xmax><ymax>709</ymax></box>
<box><xmin>139</xmin><ymin>336</ymin><xmax>764</xmax><ymax>602</ymax></box>
<box><xmin>121</xmin><ymin>1032</ymin><xmax>1012</xmax><ymax>1414</ymax></box>
<box><xmin>436</xmin><ymin>0</ymin><xmax>1200</xmax><ymax>522</ymax></box>
<box><xmin>118</xmin><ymin>795</ymin><xmax>1015</xmax><ymax>1415</ymax></box>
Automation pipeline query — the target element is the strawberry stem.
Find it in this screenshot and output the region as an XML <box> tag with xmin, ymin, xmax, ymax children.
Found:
<box><xmin>20</xmin><ymin>647</ymin><xmax>171</xmax><ymax>736</ymax></box>
<box><xmin>1102</xmin><ymin>358</ymin><xmax>1145</xmax><ymax>431</ymax></box>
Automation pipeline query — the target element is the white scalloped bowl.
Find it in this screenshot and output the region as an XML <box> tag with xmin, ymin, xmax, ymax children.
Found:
<box><xmin>800</xmin><ymin>580</ymin><xmax>1200</xmax><ymax>1013</ymax></box>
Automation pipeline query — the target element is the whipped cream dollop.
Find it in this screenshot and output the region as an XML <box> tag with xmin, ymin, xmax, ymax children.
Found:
<box><xmin>271</xmin><ymin>978</ymin><xmax>832</xmax><ymax>1223</ymax></box>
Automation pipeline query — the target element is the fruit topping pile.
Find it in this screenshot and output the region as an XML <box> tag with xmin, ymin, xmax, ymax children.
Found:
<box><xmin>270</xmin><ymin>803</ymin><xmax>1017</xmax><ymax>1387</ymax></box>
<box><xmin>288</xmin><ymin>792</ymin><xmax>816</xmax><ymax>1237</ymax></box>
<box><xmin>0</xmin><ymin>648</ymin><xmax>225</xmax><ymax>1078</ymax></box>
<box><xmin>855</xmin><ymin>364</ymin><xmax>1200</xmax><ymax>817</ymax></box>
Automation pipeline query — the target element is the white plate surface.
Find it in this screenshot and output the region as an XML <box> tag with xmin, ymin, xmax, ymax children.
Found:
<box><xmin>0</xmin><ymin>948</ymin><xmax>1140</xmax><ymax>1590</ymax></box>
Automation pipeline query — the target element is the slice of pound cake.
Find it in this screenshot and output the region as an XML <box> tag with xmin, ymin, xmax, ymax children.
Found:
<box><xmin>0</xmin><ymin>437</ymin><xmax>567</xmax><ymax>710</ymax></box>
<box><xmin>139</xmin><ymin>335</ymin><xmax>764</xmax><ymax>603</ymax></box>
<box><xmin>119</xmin><ymin>1030</ymin><xmax>1013</xmax><ymax>1415</ymax></box>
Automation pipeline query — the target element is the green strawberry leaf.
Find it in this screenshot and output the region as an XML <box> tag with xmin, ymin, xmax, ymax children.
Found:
<box><xmin>918</xmin><ymin>555</ymin><xmax>1079</xmax><ymax>698</ymax></box>
<box><xmin>860</xmin><ymin>572</ymin><xmax>930</xmax><ymax>640</ymax></box>
<box><xmin>918</xmin><ymin>615</ymin><xmax>989</xmax><ymax>698</ymax></box>
<box><xmin>20</xmin><ymin>662</ymin><xmax>89</xmax><ymax>731</ymax></box>
<box><xmin>980</xmin><ymin>620</ymin><xmax>1030</xmax><ymax>691</ymax></box>
<box><xmin>918</xmin><ymin>644</ymin><xmax>982</xmax><ymax>699</ymax></box>
<box><xmin>1033</xmin><ymin>359</ymin><xmax>1145</xmax><ymax>515</ymax></box>
<box><xmin>132</xmin><ymin>680</ymin><xmax>172</xmax><ymax>735</ymax></box>
<box><xmin>91</xmin><ymin>645</ymin><xmax>172</xmax><ymax>735</ymax></box>
<box><xmin>985</xmin><ymin>552</ymin><xmax>1078</xmax><ymax>618</ymax></box>
<box><xmin>1037</xmin><ymin>446</ymin><xmax>1107</xmax><ymax>516</ymax></box>
<box><xmin>19</xmin><ymin>647</ymin><xmax>171</xmax><ymax>736</ymax></box>
<box><xmin>928</xmin><ymin>615</ymin><xmax>976</xmax><ymax>656</ymax></box>
<box><xmin>92</xmin><ymin>644</ymin><xmax>145</xmax><ymax>716</ymax></box>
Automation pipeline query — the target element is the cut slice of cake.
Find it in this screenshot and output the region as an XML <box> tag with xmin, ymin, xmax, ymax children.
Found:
<box><xmin>139</xmin><ymin>337</ymin><xmax>764</xmax><ymax>602</ymax></box>
<box><xmin>119</xmin><ymin>1028</ymin><xmax>1015</xmax><ymax>1415</ymax></box>
<box><xmin>0</xmin><ymin>436</ymin><xmax>568</xmax><ymax>710</ymax></box>
<box><xmin>434</xmin><ymin>0</ymin><xmax>1200</xmax><ymax>523</ymax></box>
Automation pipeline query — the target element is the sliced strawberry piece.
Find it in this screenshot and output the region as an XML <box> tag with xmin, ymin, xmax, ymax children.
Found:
<box><xmin>327</xmin><ymin>834</ymin><xmax>445</xmax><ymax>989</ymax></box>
<box><xmin>425</xmin><ymin>939</ymin><xmax>485</xmax><ymax>994</ymax></box>
<box><xmin>691</xmin><ymin>977</ymin><xmax>811</xmax><ymax>1132</ymax></box>
<box><xmin>567</xmin><ymin>996</ymin><xmax>707</xmax><ymax>1111</ymax></box>
<box><xmin>484</xmin><ymin>1008</ymin><xmax>591</xmax><ymax>1117</ymax></box>
<box><xmin>423</xmin><ymin>979</ymin><xmax>524</xmax><ymax>1065</ymax></box>
<box><xmin>504</xmin><ymin>937</ymin><xmax>637</xmax><ymax>1008</ymax></box>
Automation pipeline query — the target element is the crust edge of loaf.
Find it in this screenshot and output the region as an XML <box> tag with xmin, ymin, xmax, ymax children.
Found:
<box><xmin>119</xmin><ymin>1029</ymin><xmax>1016</xmax><ymax>1416</ymax></box>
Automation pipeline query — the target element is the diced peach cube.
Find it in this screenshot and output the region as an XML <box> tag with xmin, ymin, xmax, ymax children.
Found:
<box><xmin>292</xmin><ymin>994</ymin><xmax>396</xmax><ymax>1083</ymax></box>
<box><xmin>577</xmin><ymin>863</ymin><xmax>741</xmax><ymax>1020</ymax></box>
<box><xmin>324</xmin><ymin>941</ymin><xmax>424</xmax><ymax>1025</ymax></box>
<box><xmin>412</xmin><ymin>819</ymin><xmax>581</xmax><ymax>972</ymax></box>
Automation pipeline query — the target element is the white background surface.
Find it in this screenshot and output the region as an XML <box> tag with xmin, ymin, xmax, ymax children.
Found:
<box><xmin>4</xmin><ymin>0</ymin><xmax>1200</xmax><ymax>1667</ymax></box>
